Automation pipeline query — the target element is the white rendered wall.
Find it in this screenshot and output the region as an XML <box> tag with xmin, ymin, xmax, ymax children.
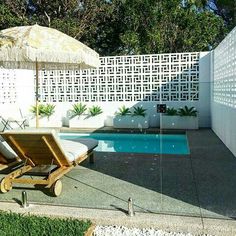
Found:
<box><xmin>198</xmin><ymin>52</ymin><xmax>211</xmax><ymax>127</ymax></box>
<box><xmin>211</xmin><ymin>26</ymin><xmax>236</xmax><ymax>157</ymax></box>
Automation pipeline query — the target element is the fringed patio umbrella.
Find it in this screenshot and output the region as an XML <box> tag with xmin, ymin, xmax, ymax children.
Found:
<box><xmin>0</xmin><ymin>24</ymin><xmax>99</xmax><ymax>127</ymax></box>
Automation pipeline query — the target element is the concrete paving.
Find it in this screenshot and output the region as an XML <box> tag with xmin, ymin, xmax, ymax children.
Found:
<box><xmin>0</xmin><ymin>129</ymin><xmax>236</xmax><ymax>234</ymax></box>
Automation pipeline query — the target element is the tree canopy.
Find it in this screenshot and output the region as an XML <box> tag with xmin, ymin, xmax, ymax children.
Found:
<box><xmin>0</xmin><ymin>0</ymin><xmax>233</xmax><ymax>56</ymax></box>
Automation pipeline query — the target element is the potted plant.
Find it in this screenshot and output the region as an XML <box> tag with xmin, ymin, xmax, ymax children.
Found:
<box><xmin>114</xmin><ymin>105</ymin><xmax>149</xmax><ymax>128</ymax></box>
<box><xmin>69</xmin><ymin>103</ymin><xmax>87</xmax><ymax>127</ymax></box>
<box><xmin>69</xmin><ymin>104</ymin><xmax>104</xmax><ymax>128</ymax></box>
<box><xmin>161</xmin><ymin>106</ymin><xmax>198</xmax><ymax>129</ymax></box>
<box><xmin>29</xmin><ymin>103</ymin><xmax>61</xmax><ymax>127</ymax></box>
<box><xmin>114</xmin><ymin>105</ymin><xmax>131</xmax><ymax>128</ymax></box>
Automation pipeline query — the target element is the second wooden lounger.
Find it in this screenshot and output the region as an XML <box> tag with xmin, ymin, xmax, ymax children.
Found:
<box><xmin>0</xmin><ymin>129</ymin><xmax>98</xmax><ymax>196</ymax></box>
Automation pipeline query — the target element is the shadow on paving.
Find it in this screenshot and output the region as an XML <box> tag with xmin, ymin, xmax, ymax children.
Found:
<box><xmin>79</xmin><ymin>129</ymin><xmax>236</xmax><ymax>219</ymax></box>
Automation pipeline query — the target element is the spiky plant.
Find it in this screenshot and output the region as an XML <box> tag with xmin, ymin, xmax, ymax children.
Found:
<box><xmin>132</xmin><ymin>106</ymin><xmax>147</xmax><ymax>117</ymax></box>
<box><xmin>41</xmin><ymin>104</ymin><xmax>56</xmax><ymax>118</ymax></box>
<box><xmin>115</xmin><ymin>105</ymin><xmax>131</xmax><ymax>116</ymax></box>
<box><xmin>30</xmin><ymin>104</ymin><xmax>45</xmax><ymax>116</ymax></box>
<box><xmin>30</xmin><ymin>104</ymin><xmax>55</xmax><ymax>118</ymax></box>
<box><xmin>88</xmin><ymin>105</ymin><xmax>103</xmax><ymax>116</ymax></box>
<box><xmin>166</xmin><ymin>107</ymin><xmax>178</xmax><ymax>116</ymax></box>
<box><xmin>178</xmin><ymin>106</ymin><xmax>197</xmax><ymax>117</ymax></box>
<box><xmin>71</xmin><ymin>103</ymin><xmax>87</xmax><ymax>117</ymax></box>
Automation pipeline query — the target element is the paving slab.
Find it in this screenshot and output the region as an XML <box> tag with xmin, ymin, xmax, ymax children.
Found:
<box><xmin>0</xmin><ymin>128</ymin><xmax>236</xmax><ymax>233</ymax></box>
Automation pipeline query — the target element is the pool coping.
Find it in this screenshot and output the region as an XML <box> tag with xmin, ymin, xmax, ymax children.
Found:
<box><xmin>59</xmin><ymin>127</ymin><xmax>187</xmax><ymax>134</ymax></box>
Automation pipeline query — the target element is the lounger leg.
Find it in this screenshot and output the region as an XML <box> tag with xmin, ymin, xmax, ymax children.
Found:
<box><xmin>0</xmin><ymin>165</ymin><xmax>32</xmax><ymax>193</ymax></box>
<box><xmin>89</xmin><ymin>153</ymin><xmax>95</xmax><ymax>164</ymax></box>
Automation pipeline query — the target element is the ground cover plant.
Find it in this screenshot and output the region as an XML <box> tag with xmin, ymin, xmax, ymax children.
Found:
<box><xmin>0</xmin><ymin>211</ymin><xmax>91</xmax><ymax>236</ymax></box>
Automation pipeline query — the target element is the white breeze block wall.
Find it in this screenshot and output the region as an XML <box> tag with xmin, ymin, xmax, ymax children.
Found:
<box><xmin>0</xmin><ymin>52</ymin><xmax>211</xmax><ymax>128</ymax></box>
<box><xmin>212</xmin><ymin>26</ymin><xmax>236</xmax><ymax>157</ymax></box>
<box><xmin>38</xmin><ymin>52</ymin><xmax>211</xmax><ymax>127</ymax></box>
<box><xmin>0</xmin><ymin>69</ymin><xmax>34</xmax><ymax>116</ymax></box>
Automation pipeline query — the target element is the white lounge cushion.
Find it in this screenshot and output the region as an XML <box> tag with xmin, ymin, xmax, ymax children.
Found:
<box><xmin>58</xmin><ymin>138</ymin><xmax>98</xmax><ymax>162</ymax></box>
<box><xmin>0</xmin><ymin>139</ymin><xmax>17</xmax><ymax>160</ymax></box>
<box><xmin>2</xmin><ymin>129</ymin><xmax>98</xmax><ymax>162</ymax></box>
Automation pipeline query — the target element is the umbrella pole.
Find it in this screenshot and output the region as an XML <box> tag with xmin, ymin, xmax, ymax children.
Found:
<box><xmin>35</xmin><ymin>59</ymin><xmax>39</xmax><ymax>128</ymax></box>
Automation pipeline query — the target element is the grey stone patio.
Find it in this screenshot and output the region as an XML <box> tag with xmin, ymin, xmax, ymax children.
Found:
<box><xmin>0</xmin><ymin>129</ymin><xmax>236</xmax><ymax>220</ymax></box>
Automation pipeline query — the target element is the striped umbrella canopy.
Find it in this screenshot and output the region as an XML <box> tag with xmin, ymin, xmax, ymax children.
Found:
<box><xmin>0</xmin><ymin>24</ymin><xmax>100</xmax><ymax>127</ymax></box>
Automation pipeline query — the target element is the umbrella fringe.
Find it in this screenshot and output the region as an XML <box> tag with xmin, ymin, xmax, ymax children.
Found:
<box><xmin>0</xmin><ymin>48</ymin><xmax>99</xmax><ymax>70</ymax></box>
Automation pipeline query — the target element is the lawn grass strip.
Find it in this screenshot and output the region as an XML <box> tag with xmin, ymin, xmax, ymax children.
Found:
<box><xmin>0</xmin><ymin>210</ymin><xmax>91</xmax><ymax>236</ymax></box>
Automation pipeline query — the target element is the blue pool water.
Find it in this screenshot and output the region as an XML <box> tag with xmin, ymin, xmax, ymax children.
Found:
<box><xmin>60</xmin><ymin>133</ymin><xmax>189</xmax><ymax>155</ymax></box>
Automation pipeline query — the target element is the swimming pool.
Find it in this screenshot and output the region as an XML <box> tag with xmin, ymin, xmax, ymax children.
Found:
<box><xmin>60</xmin><ymin>133</ymin><xmax>189</xmax><ymax>155</ymax></box>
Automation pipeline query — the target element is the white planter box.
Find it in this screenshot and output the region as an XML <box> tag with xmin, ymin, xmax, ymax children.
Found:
<box><xmin>113</xmin><ymin>115</ymin><xmax>149</xmax><ymax>129</ymax></box>
<box><xmin>69</xmin><ymin>114</ymin><xmax>104</xmax><ymax>128</ymax></box>
<box><xmin>160</xmin><ymin>115</ymin><xmax>198</xmax><ymax>129</ymax></box>
<box><xmin>29</xmin><ymin>116</ymin><xmax>62</xmax><ymax>128</ymax></box>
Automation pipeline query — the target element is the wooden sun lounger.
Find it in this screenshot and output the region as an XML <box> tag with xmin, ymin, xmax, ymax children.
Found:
<box><xmin>0</xmin><ymin>135</ymin><xmax>21</xmax><ymax>170</ymax></box>
<box><xmin>0</xmin><ymin>130</ymin><xmax>98</xmax><ymax>196</ymax></box>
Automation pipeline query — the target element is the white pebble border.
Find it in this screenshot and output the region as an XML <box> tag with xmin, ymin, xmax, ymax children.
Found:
<box><xmin>93</xmin><ymin>225</ymin><xmax>213</xmax><ymax>236</ymax></box>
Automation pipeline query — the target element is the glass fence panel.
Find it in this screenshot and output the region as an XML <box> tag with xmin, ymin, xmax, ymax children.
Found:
<box><xmin>0</xmin><ymin>82</ymin><xmax>235</xmax><ymax>221</ymax></box>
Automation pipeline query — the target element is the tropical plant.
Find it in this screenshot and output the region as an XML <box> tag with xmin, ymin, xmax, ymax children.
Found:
<box><xmin>30</xmin><ymin>104</ymin><xmax>56</xmax><ymax>118</ymax></box>
<box><xmin>88</xmin><ymin>105</ymin><xmax>103</xmax><ymax>116</ymax></box>
<box><xmin>70</xmin><ymin>103</ymin><xmax>87</xmax><ymax>117</ymax></box>
<box><xmin>178</xmin><ymin>106</ymin><xmax>197</xmax><ymax>117</ymax></box>
<box><xmin>166</xmin><ymin>107</ymin><xmax>178</xmax><ymax>116</ymax></box>
<box><xmin>115</xmin><ymin>105</ymin><xmax>131</xmax><ymax>116</ymax></box>
<box><xmin>132</xmin><ymin>106</ymin><xmax>147</xmax><ymax>117</ymax></box>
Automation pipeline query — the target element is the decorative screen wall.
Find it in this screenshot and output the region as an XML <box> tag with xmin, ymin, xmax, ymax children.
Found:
<box><xmin>0</xmin><ymin>69</ymin><xmax>17</xmax><ymax>104</ymax></box>
<box><xmin>213</xmin><ymin>27</ymin><xmax>236</xmax><ymax>108</ymax></box>
<box><xmin>39</xmin><ymin>53</ymin><xmax>200</xmax><ymax>103</ymax></box>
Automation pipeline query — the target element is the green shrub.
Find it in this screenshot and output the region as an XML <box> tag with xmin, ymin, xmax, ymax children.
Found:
<box><xmin>30</xmin><ymin>104</ymin><xmax>56</xmax><ymax>118</ymax></box>
<box><xmin>132</xmin><ymin>106</ymin><xmax>146</xmax><ymax>117</ymax></box>
<box><xmin>89</xmin><ymin>105</ymin><xmax>103</xmax><ymax>116</ymax></box>
<box><xmin>0</xmin><ymin>210</ymin><xmax>91</xmax><ymax>236</ymax></box>
<box><xmin>166</xmin><ymin>107</ymin><xmax>178</xmax><ymax>116</ymax></box>
<box><xmin>115</xmin><ymin>105</ymin><xmax>131</xmax><ymax>116</ymax></box>
<box><xmin>178</xmin><ymin>106</ymin><xmax>197</xmax><ymax>117</ymax></box>
<box><xmin>70</xmin><ymin>103</ymin><xmax>87</xmax><ymax>117</ymax></box>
